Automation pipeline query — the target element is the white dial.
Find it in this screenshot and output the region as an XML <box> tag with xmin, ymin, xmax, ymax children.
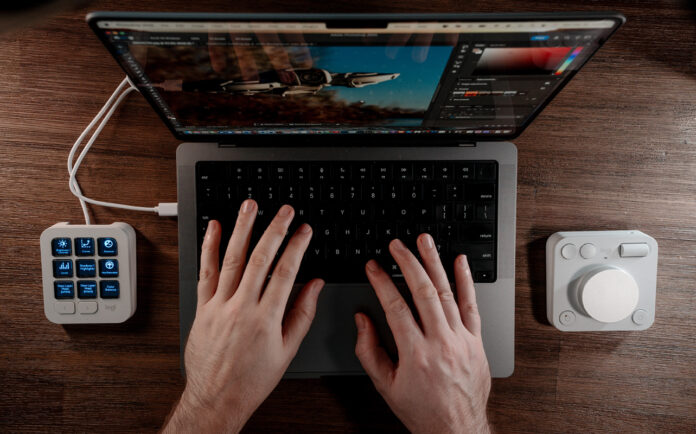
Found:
<box><xmin>579</xmin><ymin>266</ymin><xmax>639</xmax><ymax>323</ymax></box>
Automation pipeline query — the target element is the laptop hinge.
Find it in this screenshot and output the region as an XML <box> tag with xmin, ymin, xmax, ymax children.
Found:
<box><xmin>218</xmin><ymin>143</ymin><xmax>237</xmax><ymax>148</ymax></box>
<box><xmin>458</xmin><ymin>142</ymin><xmax>477</xmax><ymax>147</ymax></box>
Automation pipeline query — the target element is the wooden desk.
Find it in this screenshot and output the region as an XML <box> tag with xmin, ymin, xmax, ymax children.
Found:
<box><xmin>1</xmin><ymin>1</ymin><xmax>694</xmax><ymax>432</ymax></box>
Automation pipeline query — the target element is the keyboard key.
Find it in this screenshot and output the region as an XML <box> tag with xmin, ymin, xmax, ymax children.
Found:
<box><xmin>455</xmin><ymin>163</ymin><xmax>474</xmax><ymax>180</ymax></box>
<box><xmin>55</xmin><ymin>301</ymin><xmax>75</xmax><ymax>314</ymax></box>
<box><xmin>51</xmin><ymin>238</ymin><xmax>72</xmax><ymax>256</ymax></box>
<box><xmin>476</xmin><ymin>203</ymin><xmax>496</xmax><ymax>220</ymax></box>
<box><xmin>74</xmin><ymin>238</ymin><xmax>95</xmax><ymax>256</ymax></box>
<box><xmin>395</xmin><ymin>163</ymin><xmax>412</xmax><ymax>181</ymax></box>
<box><xmin>469</xmin><ymin>184</ymin><xmax>495</xmax><ymax>201</ymax></box>
<box><xmin>78</xmin><ymin>302</ymin><xmax>98</xmax><ymax>314</ymax></box>
<box><xmin>476</xmin><ymin>163</ymin><xmax>497</xmax><ymax>180</ymax></box>
<box><xmin>98</xmin><ymin>238</ymin><xmax>118</xmax><ymax>256</ymax></box>
<box><xmin>76</xmin><ymin>259</ymin><xmax>96</xmax><ymax>278</ymax></box>
<box><xmin>54</xmin><ymin>281</ymin><xmax>75</xmax><ymax>299</ymax></box>
<box><xmin>53</xmin><ymin>260</ymin><xmax>73</xmax><ymax>278</ymax></box>
<box><xmin>99</xmin><ymin>259</ymin><xmax>119</xmax><ymax>277</ymax></box>
<box><xmin>414</xmin><ymin>163</ymin><xmax>433</xmax><ymax>180</ymax></box>
<box><xmin>78</xmin><ymin>281</ymin><xmax>98</xmax><ymax>298</ymax></box>
<box><xmin>100</xmin><ymin>281</ymin><xmax>120</xmax><ymax>298</ymax></box>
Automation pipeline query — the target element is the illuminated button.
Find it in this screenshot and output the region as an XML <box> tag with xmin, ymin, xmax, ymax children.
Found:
<box><xmin>51</xmin><ymin>238</ymin><xmax>72</xmax><ymax>256</ymax></box>
<box><xmin>76</xmin><ymin>259</ymin><xmax>96</xmax><ymax>278</ymax></box>
<box><xmin>54</xmin><ymin>281</ymin><xmax>75</xmax><ymax>299</ymax></box>
<box><xmin>580</xmin><ymin>243</ymin><xmax>597</xmax><ymax>259</ymax></box>
<box><xmin>620</xmin><ymin>243</ymin><xmax>649</xmax><ymax>258</ymax></box>
<box><xmin>78</xmin><ymin>281</ymin><xmax>97</xmax><ymax>298</ymax></box>
<box><xmin>75</xmin><ymin>237</ymin><xmax>95</xmax><ymax>256</ymax></box>
<box><xmin>560</xmin><ymin>243</ymin><xmax>577</xmax><ymax>259</ymax></box>
<box><xmin>99</xmin><ymin>259</ymin><xmax>119</xmax><ymax>277</ymax></box>
<box><xmin>98</xmin><ymin>238</ymin><xmax>118</xmax><ymax>256</ymax></box>
<box><xmin>100</xmin><ymin>281</ymin><xmax>120</xmax><ymax>298</ymax></box>
<box><xmin>53</xmin><ymin>260</ymin><xmax>73</xmax><ymax>278</ymax></box>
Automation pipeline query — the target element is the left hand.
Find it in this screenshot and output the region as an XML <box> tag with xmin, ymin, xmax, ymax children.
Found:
<box><xmin>163</xmin><ymin>200</ymin><xmax>324</xmax><ymax>433</ymax></box>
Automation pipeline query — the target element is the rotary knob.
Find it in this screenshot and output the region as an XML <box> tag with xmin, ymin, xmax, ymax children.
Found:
<box><xmin>578</xmin><ymin>266</ymin><xmax>639</xmax><ymax>323</ymax></box>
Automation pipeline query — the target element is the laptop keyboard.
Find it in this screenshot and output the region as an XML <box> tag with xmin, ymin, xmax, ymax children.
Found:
<box><xmin>195</xmin><ymin>160</ymin><xmax>498</xmax><ymax>283</ymax></box>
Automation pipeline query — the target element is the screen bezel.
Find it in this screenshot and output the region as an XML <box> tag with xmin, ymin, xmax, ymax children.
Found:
<box><xmin>86</xmin><ymin>11</ymin><xmax>625</xmax><ymax>145</ymax></box>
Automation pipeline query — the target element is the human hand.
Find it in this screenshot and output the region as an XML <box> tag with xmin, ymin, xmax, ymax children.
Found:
<box><xmin>163</xmin><ymin>200</ymin><xmax>324</xmax><ymax>433</ymax></box>
<box><xmin>355</xmin><ymin>234</ymin><xmax>491</xmax><ymax>434</ymax></box>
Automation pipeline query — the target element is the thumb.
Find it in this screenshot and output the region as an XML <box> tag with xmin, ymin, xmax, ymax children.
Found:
<box><xmin>354</xmin><ymin>313</ymin><xmax>395</xmax><ymax>391</ymax></box>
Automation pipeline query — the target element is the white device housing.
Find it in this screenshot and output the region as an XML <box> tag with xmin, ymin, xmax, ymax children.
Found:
<box><xmin>546</xmin><ymin>230</ymin><xmax>657</xmax><ymax>331</ymax></box>
<box><xmin>40</xmin><ymin>222</ymin><xmax>137</xmax><ymax>324</ymax></box>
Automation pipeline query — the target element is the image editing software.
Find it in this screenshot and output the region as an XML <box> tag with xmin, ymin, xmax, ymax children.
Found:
<box><xmin>97</xmin><ymin>20</ymin><xmax>617</xmax><ymax>138</ymax></box>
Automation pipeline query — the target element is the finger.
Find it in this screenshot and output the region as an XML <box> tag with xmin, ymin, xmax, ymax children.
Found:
<box><xmin>389</xmin><ymin>239</ymin><xmax>449</xmax><ymax>335</ymax></box>
<box><xmin>236</xmin><ymin>204</ymin><xmax>294</xmax><ymax>302</ymax></box>
<box><xmin>283</xmin><ymin>279</ymin><xmax>325</xmax><ymax>351</ymax></box>
<box><xmin>454</xmin><ymin>255</ymin><xmax>482</xmax><ymax>336</ymax></box>
<box><xmin>365</xmin><ymin>259</ymin><xmax>421</xmax><ymax>349</ymax></box>
<box><xmin>261</xmin><ymin>223</ymin><xmax>313</xmax><ymax>316</ymax></box>
<box><xmin>232</xmin><ymin>45</ymin><xmax>260</xmax><ymax>81</ymax></box>
<box><xmin>412</xmin><ymin>34</ymin><xmax>433</xmax><ymax>63</ymax></box>
<box><xmin>354</xmin><ymin>313</ymin><xmax>394</xmax><ymax>391</ymax></box>
<box><xmin>215</xmin><ymin>199</ymin><xmax>257</xmax><ymax>301</ymax></box>
<box><xmin>417</xmin><ymin>233</ymin><xmax>462</xmax><ymax>330</ymax></box>
<box><xmin>197</xmin><ymin>220</ymin><xmax>221</xmax><ymax>307</ymax></box>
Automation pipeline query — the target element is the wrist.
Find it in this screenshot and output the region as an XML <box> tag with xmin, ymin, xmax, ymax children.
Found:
<box><xmin>163</xmin><ymin>388</ymin><xmax>247</xmax><ymax>434</ymax></box>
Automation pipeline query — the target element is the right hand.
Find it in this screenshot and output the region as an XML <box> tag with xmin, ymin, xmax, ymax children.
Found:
<box><xmin>355</xmin><ymin>234</ymin><xmax>492</xmax><ymax>434</ymax></box>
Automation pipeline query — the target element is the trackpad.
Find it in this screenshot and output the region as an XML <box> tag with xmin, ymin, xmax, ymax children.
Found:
<box><xmin>286</xmin><ymin>284</ymin><xmax>400</xmax><ymax>377</ymax></box>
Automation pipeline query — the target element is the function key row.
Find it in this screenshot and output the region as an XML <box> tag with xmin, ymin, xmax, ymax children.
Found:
<box><xmin>51</xmin><ymin>237</ymin><xmax>118</xmax><ymax>257</ymax></box>
<box><xmin>197</xmin><ymin>161</ymin><xmax>497</xmax><ymax>184</ymax></box>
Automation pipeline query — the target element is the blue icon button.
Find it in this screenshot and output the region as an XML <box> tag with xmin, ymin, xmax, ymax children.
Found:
<box><xmin>78</xmin><ymin>281</ymin><xmax>98</xmax><ymax>298</ymax></box>
<box><xmin>54</xmin><ymin>281</ymin><xmax>75</xmax><ymax>299</ymax></box>
<box><xmin>100</xmin><ymin>281</ymin><xmax>120</xmax><ymax>298</ymax></box>
<box><xmin>53</xmin><ymin>260</ymin><xmax>73</xmax><ymax>278</ymax></box>
<box><xmin>98</xmin><ymin>238</ymin><xmax>118</xmax><ymax>256</ymax></box>
<box><xmin>52</xmin><ymin>238</ymin><xmax>72</xmax><ymax>256</ymax></box>
<box><xmin>99</xmin><ymin>259</ymin><xmax>119</xmax><ymax>277</ymax></box>
<box><xmin>75</xmin><ymin>238</ymin><xmax>95</xmax><ymax>256</ymax></box>
<box><xmin>76</xmin><ymin>259</ymin><xmax>96</xmax><ymax>278</ymax></box>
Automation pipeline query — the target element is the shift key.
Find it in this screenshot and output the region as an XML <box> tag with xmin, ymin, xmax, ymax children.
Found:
<box><xmin>452</xmin><ymin>243</ymin><xmax>495</xmax><ymax>261</ymax></box>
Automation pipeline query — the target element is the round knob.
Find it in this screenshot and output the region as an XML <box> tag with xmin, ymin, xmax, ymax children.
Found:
<box><xmin>579</xmin><ymin>267</ymin><xmax>639</xmax><ymax>323</ymax></box>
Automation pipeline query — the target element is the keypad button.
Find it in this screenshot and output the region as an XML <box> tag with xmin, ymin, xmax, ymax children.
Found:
<box><xmin>99</xmin><ymin>259</ymin><xmax>119</xmax><ymax>277</ymax></box>
<box><xmin>78</xmin><ymin>302</ymin><xmax>98</xmax><ymax>314</ymax></box>
<box><xmin>54</xmin><ymin>281</ymin><xmax>75</xmax><ymax>299</ymax></box>
<box><xmin>98</xmin><ymin>238</ymin><xmax>118</xmax><ymax>256</ymax></box>
<box><xmin>75</xmin><ymin>237</ymin><xmax>95</xmax><ymax>256</ymax></box>
<box><xmin>77</xmin><ymin>281</ymin><xmax>98</xmax><ymax>298</ymax></box>
<box><xmin>76</xmin><ymin>259</ymin><xmax>96</xmax><ymax>278</ymax></box>
<box><xmin>53</xmin><ymin>260</ymin><xmax>73</xmax><ymax>278</ymax></box>
<box><xmin>51</xmin><ymin>238</ymin><xmax>72</xmax><ymax>256</ymax></box>
<box><xmin>55</xmin><ymin>301</ymin><xmax>75</xmax><ymax>314</ymax></box>
<box><xmin>100</xmin><ymin>281</ymin><xmax>120</xmax><ymax>298</ymax></box>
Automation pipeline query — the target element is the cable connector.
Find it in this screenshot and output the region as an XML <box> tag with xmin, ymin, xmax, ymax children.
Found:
<box><xmin>156</xmin><ymin>202</ymin><xmax>178</xmax><ymax>217</ymax></box>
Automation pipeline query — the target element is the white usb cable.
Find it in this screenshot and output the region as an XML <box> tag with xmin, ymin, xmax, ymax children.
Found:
<box><xmin>68</xmin><ymin>77</ymin><xmax>177</xmax><ymax>223</ymax></box>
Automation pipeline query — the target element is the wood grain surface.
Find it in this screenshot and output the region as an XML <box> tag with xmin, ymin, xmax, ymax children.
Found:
<box><xmin>1</xmin><ymin>0</ymin><xmax>695</xmax><ymax>432</ymax></box>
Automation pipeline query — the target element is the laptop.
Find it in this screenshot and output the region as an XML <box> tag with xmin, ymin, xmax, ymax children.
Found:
<box><xmin>87</xmin><ymin>11</ymin><xmax>624</xmax><ymax>378</ymax></box>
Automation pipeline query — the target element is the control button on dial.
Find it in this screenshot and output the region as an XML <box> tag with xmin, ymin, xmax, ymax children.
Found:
<box><xmin>559</xmin><ymin>310</ymin><xmax>576</xmax><ymax>325</ymax></box>
<box><xmin>620</xmin><ymin>243</ymin><xmax>649</xmax><ymax>257</ymax></box>
<box><xmin>580</xmin><ymin>267</ymin><xmax>639</xmax><ymax>323</ymax></box>
<box><xmin>580</xmin><ymin>243</ymin><xmax>597</xmax><ymax>259</ymax></box>
<box><xmin>632</xmin><ymin>309</ymin><xmax>649</xmax><ymax>325</ymax></box>
<box><xmin>561</xmin><ymin>243</ymin><xmax>577</xmax><ymax>260</ymax></box>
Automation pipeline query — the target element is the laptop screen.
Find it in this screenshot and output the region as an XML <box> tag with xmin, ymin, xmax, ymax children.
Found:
<box><xmin>89</xmin><ymin>14</ymin><xmax>623</xmax><ymax>141</ymax></box>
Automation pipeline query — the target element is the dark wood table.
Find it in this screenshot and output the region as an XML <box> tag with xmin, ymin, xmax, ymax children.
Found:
<box><xmin>1</xmin><ymin>0</ymin><xmax>695</xmax><ymax>432</ymax></box>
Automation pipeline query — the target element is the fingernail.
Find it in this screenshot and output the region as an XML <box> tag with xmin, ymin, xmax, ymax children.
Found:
<box><xmin>241</xmin><ymin>200</ymin><xmax>255</xmax><ymax>213</ymax></box>
<box><xmin>204</xmin><ymin>221</ymin><xmax>216</xmax><ymax>240</ymax></box>
<box><xmin>459</xmin><ymin>255</ymin><xmax>469</xmax><ymax>267</ymax></box>
<box><xmin>299</xmin><ymin>223</ymin><xmax>312</xmax><ymax>234</ymax></box>
<box><xmin>366</xmin><ymin>260</ymin><xmax>378</xmax><ymax>272</ymax></box>
<box><xmin>313</xmin><ymin>279</ymin><xmax>325</xmax><ymax>293</ymax></box>
<box><xmin>392</xmin><ymin>239</ymin><xmax>407</xmax><ymax>251</ymax></box>
<box><xmin>355</xmin><ymin>314</ymin><xmax>365</xmax><ymax>330</ymax></box>
<box><xmin>278</xmin><ymin>204</ymin><xmax>292</xmax><ymax>216</ymax></box>
<box><xmin>423</xmin><ymin>233</ymin><xmax>434</xmax><ymax>249</ymax></box>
